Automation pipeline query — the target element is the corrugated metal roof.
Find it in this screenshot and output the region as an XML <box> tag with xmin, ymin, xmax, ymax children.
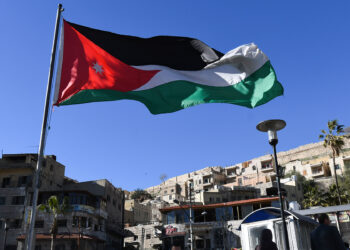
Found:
<box><xmin>160</xmin><ymin>197</ymin><xmax>279</xmax><ymax>212</ymax></box>
<box><xmin>296</xmin><ymin>204</ymin><xmax>350</xmax><ymax>215</ymax></box>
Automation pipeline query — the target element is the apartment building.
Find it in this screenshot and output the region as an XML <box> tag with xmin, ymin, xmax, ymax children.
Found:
<box><xmin>193</xmin><ymin>185</ymin><xmax>259</xmax><ymax>205</ymax></box>
<box><xmin>0</xmin><ymin>153</ymin><xmax>124</xmax><ymax>250</ymax></box>
<box><xmin>145</xmin><ymin>138</ymin><xmax>350</xmax><ymax>207</ymax></box>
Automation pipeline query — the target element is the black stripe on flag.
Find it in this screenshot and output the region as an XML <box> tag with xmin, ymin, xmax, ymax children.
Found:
<box><xmin>67</xmin><ymin>20</ymin><xmax>223</xmax><ymax>71</ymax></box>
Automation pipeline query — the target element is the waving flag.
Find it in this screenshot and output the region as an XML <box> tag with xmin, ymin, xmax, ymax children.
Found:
<box><xmin>54</xmin><ymin>20</ymin><xmax>283</xmax><ymax>114</ymax></box>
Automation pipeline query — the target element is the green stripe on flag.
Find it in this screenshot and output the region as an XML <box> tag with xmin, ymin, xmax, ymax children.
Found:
<box><xmin>59</xmin><ymin>61</ymin><xmax>283</xmax><ymax>114</ymax></box>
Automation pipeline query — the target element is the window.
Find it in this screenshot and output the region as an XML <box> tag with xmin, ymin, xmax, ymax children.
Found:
<box><xmin>12</xmin><ymin>196</ymin><xmax>25</xmax><ymax>205</ymax></box>
<box><xmin>10</xmin><ymin>219</ymin><xmax>22</xmax><ymax>229</ymax></box>
<box><xmin>0</xmin><ymin>197</ymin><xmax>5</xmax><ymax>205</ymax></box>
<box><xmin>55</xmin><ymin>244</ymin><xmax>65</xmax><ymax>250</ymax></box>
<box><xmin>199</xmin><ymin>180</ymin><xmax>201</xmax><ymax>184</ymax></box>
<box><xmin>252</xmin><ymin>165</ymin><xmax>256</xmax><ymax>171</ymax></box>
<box><xmin>88</xmin><ymin>218</ymin><xmax>93</xmax><ymax>228</ymax></box>
<box><xmin>293</xmin><ymin>166</ymin><xmax>296</xmax><ymax>171</ymax></box>
<box><xmin>216</xmin><ymin>197</ymin><xmax>221</xmax><ymax>202</ymax></box>
<box><xmin>2</xmin><ymin>177</ymin><xmax>10</xmax><ymax>188</ymax></box>
<box><xmin>134</xmin><ymin>235</ymin><xmax>138</xmax><ymax>241</ymax></box>
<box><xmin>81</xmin><ymin>217</ymin><xmax>87</xmax><ymax>227</ymax></box>
<box><xmin>118</xmin><ymin>204</ymin><xmax>121</xmax><ymax>210</ymax></box>
<box><xmin>164</xmin><ymin>191</ymin><xmax>167</xmax><ymax>195</ymax></box>
<box><xmin>72</xmin><ymin>216</ymin><xmax>79</xmax><ymax>227</ymax></box>
<box><xmin>242</xmin><ymin>168</ymin><xmax>245</xmax><ymax>173</ymax></box>
<box><xmin>113</xmin><ymin>199</ymin><xmax>116</xmax><ymax>206</ymax></box>
<box><xmin>107</xmin><ymin>195</ymin><xmax>110</xmax><ymax>202</ymax></box>
<box><xmin>204</xmin><ymin>188</ymin><xmax>208</xmax><ymax>192</ymax></box>
<box><xmin>57</xmin><ymin>220</ymin><xmax>67</xmax><ymax>227</ymax></box>
<box><xmin>206</xmin><ymin>239</ymin><xmax>211</xmax><ymax>249</ymax></box>
<box><xmin>17</xmin><ymin>176</ymin><xmax>28</xmax><ymax>187</ymax></box>
<box><xmin>209</xmin><ymin>197</ymin><xmax>213</xmax><ymax>202</ymax></box>
<box><xmin>50</xmin><ymin>181</ymin><xmax>53</xmax><ymax>186</ymax></box>
<box><xmin>204</xmin><ymin>178</ymin><xmax>209</xmax><ymax>184</ymax></box>
<box><xmin>335</xmin><ymin>164</ymin><xmax>340</xmax><ymax>170</ymax></box>
<box><xmin>146</xmin><ymin>234</ymin><xmax>151</xmax><ymax>239</ymax></box>
<box><xmin>238</xmin><ymin>178</ymin><xmax>242</xmax><ymax>186</ymax></box>
<box><xmin>261</xmin><ymin>161</ymin><xmax>273</xmax><ymax>169</ymax></box>
<box><xmin>35</xmin><ymin>246</ymin><xmax>42</xmax><ymax>250</ymax></box>
<box><xmin>5</xmin><ymin>246</ymin><xmax>17</xmax><ymax>250</ymax></box>
<box><xmin>35</xmin><ymin>220</ymin><xmax>44</xmax><ymax>228</ymax></box>
<box><xmin>196</xmin><ymin>239</ymin><xmax>204</xmax><ymax>248</ymax></box>
<box><xmin>50</xmin><ymin>164</ymin><xmax>54</xmax><ymax>171</ymax></box>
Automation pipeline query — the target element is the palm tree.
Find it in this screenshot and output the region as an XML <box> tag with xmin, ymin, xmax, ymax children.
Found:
<box><xmin>38</xmin><ymin>195</ymin><xmax>70</xmax><ymax>250</ymax></box>
<box><xmin>319</xmin><ymin>120</ymin><xmax>346</xmax><ymax>205</ymax></box>
<box><xmin>324</xmin><ymin>184</ymin><xmax>350</xmax><ymax>206</ymax></box>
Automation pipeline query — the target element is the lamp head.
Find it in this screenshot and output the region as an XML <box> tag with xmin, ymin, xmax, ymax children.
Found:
<box><xmin>256</xmin><ymin>119</ymin><xmax>286</xmax><ymax>146</ymax></box>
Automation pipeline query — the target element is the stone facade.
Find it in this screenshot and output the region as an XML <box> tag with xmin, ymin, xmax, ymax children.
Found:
<box><xmin>124</xmin><ymin>199</ymin><xmax>151</xmax><ymax>226</ymax></box>
<box><xmin>0</xmin><ymin>154</ymin><xmax>124</xmax><ymax>250</ymax></box>
<box><xmin>144</xmin><ymin>138</ymin><xmax>350</xmax><ymax>206</ymax></box>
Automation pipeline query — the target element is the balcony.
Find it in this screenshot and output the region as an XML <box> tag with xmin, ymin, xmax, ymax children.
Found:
<box><xmin>202</xmin><ymin>181</ymin><xmax>212</xmax><ymax>186</ymax></box>
<box><xmin>310</xmin><ymin>163</ymin><xmax>324</xmax><ymax>177</ymax></box>
<box><xmin>226</xmin><ymin>172</ymin><xmax>236</xmax><ymax>178</ymax></box>
<box><xmin>261</xmin><ymin>161</ymin><xmax>274</xmax><ymax>173</ymax></box>
<box><xmin>261</xmin><ymin>166</ymin><xmax>274</xmax><ymax>173</ymax></box>
<box><xmin>71</xmin><ymin>204</ymin><xmax>108</xmax><ymax>218</ymax></box>
<box><xmin>311</xmin><ymin>169</ymin><xmax>324</xmax><ymax>177</ymax></box>
<box><xmin>0</xmin><ymin>187</ymin><xmax>27</xmax><ymax>196</ymax></box>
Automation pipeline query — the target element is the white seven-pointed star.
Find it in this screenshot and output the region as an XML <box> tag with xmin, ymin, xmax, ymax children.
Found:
<box><xmin>92</xmin><ymin>62</ymin><xmax>103</xmax><ymax>74</ymax></box>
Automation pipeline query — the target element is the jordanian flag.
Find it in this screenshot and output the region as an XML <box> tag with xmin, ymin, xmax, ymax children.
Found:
<box><xmin>54</xmin><ymin>20</ymin><xmax>283</xmax><ymax>114</ymax></box>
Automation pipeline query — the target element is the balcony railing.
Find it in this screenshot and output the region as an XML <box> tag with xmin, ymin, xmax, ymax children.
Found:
<box><xmin>261</xmin><ymin>166</ymin><xmax>274</xmax><ymax>172</ymax></box>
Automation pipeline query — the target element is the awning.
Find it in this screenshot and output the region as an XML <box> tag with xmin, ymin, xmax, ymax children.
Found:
<box><xmin>237</xmin><ymin>207</ymin><xmax>318</xmax><ymax>230</ymax></box>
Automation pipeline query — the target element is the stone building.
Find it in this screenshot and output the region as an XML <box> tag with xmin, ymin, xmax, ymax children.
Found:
<box><xmin>0</xmin><ymin>153</ymin><xmax>124</xmax><ymax>250</ymax></box>
<box><xmin>144</xmin><ymin>138</ymin><xmax>350</xmax><ymax>207</ymax></box>
<box><xmin>124</xmin><ymin>199</ymin><xmax>151</xmax><ymax>226</ymax></box>
<box><xmin>124</xmin><ymin>197</ymin><xmax>280</xmax><ymax>249</ymax></box>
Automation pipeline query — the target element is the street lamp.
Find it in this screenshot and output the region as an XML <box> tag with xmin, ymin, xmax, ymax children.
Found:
<box><xmin>257</xmin><ymin>119</ymin><xmax>290</xmax><ymax>250</ymax></box>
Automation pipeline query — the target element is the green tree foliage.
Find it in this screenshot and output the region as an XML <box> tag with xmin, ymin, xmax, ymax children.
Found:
<box><xmin>131</xmin><ymin>189</ymin><xmax>152</xmax><ymax>202</ymax></box>
<box><xmin>324</xmin><ymin>184</ymin><xmax>350</xmax><ymax>206</ymax></box>
<box><xmin>319</xmin><ymin>119</ymin><xmax>346</xmax><ymax>205</ymax></box>
<box><xmin>38</xmin><ymin>196</ymin><xmax>70</xmax><ymax>250</ymax></box>
<box><xmin>302</xmin><ymin>180</ymin><xmax>328</xmax><ymax>208</ymax></box>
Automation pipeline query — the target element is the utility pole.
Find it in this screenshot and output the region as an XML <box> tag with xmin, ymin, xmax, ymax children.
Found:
<box><xmin>189</xmin><ymin>185</ymin><xmax>194</xmax><ymax>250</ymax></box>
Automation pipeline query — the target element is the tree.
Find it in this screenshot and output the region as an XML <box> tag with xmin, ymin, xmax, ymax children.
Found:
<box><xmin>131</xmin><ymin>189</ymin><xmax>152</xmax><ymax>202</ymax></box>
<box><xmin>159</xmin><ymin>174</ymin><xmax>167</xmax><ymax>184</ymax></box>
<box><xmin>302</xmin><ymin>180</ymin><xmax>328</xmax><ymax>208</ymax></box>
<box><xmin>284</xmin><ymin>170</ymin><xmax>306</xmax><ymax>182</ymax></box>
<box><xmin>324</xmin><ymin>184</ymin><xmax>350</xmax><ymax>206</ymax></box>
<box><xmin>38</xmin><ymin>196</ymin><xmax>70</xmax><ymax>250</ymax></box>
<box><xmin>319</xmin><ymin>119</ymin><xmax>346</xmax><ymax>205</ymax></box>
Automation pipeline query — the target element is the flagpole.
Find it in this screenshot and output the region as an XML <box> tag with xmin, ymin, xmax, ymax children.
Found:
<box><xmin>26</xmin><ymin>4</ymin><xmax>63</xmax><ymax>250</ymax></box>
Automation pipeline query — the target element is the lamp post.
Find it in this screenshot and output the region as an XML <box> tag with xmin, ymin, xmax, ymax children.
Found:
<box><xmin>257</xmin><ymin>119</ymin><xmax>290</xmax><ymax>250</ymax></box>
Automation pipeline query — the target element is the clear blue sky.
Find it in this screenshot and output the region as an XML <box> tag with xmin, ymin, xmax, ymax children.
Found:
<box><xmin>1</xmin><ymin>1</ymin><xmax>349</xmax><ymax>191</ymax></box>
